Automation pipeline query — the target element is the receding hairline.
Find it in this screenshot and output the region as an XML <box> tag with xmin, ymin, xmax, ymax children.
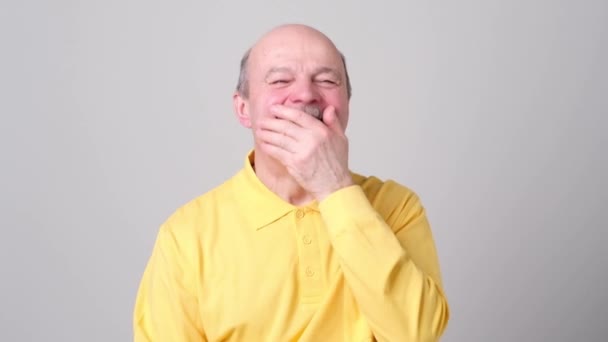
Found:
<box><xmin>249</xmin><ymin>24</ymin><xmax>341</xmax><ymax>64</ymax></box>
<box><xmin>255</xmin><ymin>23</ymin><xmax>336</xmax><ymax>48</ymax></box>
<box><xmin>235</xmin><ymin>25</ymin><xmax>352</xmax><ymax>98</ymax></box>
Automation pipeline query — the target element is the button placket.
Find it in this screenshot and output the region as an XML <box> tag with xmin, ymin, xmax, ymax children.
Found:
<box><xmin>294</xmin><ymin>208</ymin><xmax>323</xmax><ymax>300</ymax></box>
<box><xmin>296</xmin><ymin>210</ymin><xmax>305</xmax><ymax>219</ymax></box>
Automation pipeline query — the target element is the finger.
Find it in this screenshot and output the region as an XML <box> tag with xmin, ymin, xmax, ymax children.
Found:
<box><xmin>258</xmin><ymin>117</ymin><xmax>303</xmax><ymax>140</ymax></box>
<box><xmin>322</xmin><ymin>106</ymin><xmax>344</xmax><ymax>134</ymax></box>
<box><xmin>270</xmin><ymin>104</ymin><xmax>321</xmax><ymax>128</ymax></box>
<box><xmin>260</xmin><ymin>141</ymin><xmax>292</xmax><ymax>165</ymax></box>
<box><xmin>256</xmin><ymin>128</ymin><xmax>297</xmax><ymax>153</ymax></box>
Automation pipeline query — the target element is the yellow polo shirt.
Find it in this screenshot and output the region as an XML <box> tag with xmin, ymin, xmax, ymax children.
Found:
<box><xmin>133</xmin><ymin>151</ymin><xmax>449</xmax><ymax>341</ymax></box>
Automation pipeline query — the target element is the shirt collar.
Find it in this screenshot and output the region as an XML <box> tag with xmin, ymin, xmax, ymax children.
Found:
<box><xmin>231</xmin><ymin>149</ymin><xmax>366</xmax><ymax>231</ymax></box>
<box><xmin>232</xmin><ymin>150</ymin><xmax>299</xmax><ymax>230</ymax></box>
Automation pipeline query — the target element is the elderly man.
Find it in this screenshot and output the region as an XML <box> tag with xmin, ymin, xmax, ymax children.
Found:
<box><xmin>133</xmin><ymin>24</ymin><xmax>450</xmax><ymax>341</ymax></box>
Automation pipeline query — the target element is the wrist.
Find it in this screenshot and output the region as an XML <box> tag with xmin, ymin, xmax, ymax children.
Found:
<box><xmin>315</xmin><ymin>174</ymin><xmax>354</xmax><ymax>202</ymax></box>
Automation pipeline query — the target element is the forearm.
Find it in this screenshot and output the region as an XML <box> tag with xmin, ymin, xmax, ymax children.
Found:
<box><xmin>319</xmin><ymin>186</ymin><xmax>450</xmax><ymax>341</ymax></box>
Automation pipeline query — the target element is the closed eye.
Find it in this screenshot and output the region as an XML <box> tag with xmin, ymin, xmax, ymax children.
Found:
<box><xmin>316</xmin><ymin>79</ymin><xmax>339</xmax><ymax>86</ymax></box>
<box><xmin>270</xmin><ymin>80</ymin><xmax>290</xmax><ymax>84</ymax></box>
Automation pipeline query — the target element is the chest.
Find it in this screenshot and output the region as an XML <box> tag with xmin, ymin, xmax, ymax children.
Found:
<box><xmin>197</xmin><ymin>209</ymin><xmax>342</xmax><ymax>339</ymax></box>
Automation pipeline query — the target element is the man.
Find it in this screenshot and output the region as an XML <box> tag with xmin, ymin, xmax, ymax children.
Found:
<box><xmin>133</xmin><ymin>24</ymin><xmax>450</xmax><ymax>341</ymax></box>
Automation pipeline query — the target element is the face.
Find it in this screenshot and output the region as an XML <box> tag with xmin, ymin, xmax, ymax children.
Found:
<box><xmin>234</xmin><ymin>27</ymin><xmax>350</xmax><ymax>133</ymax></box>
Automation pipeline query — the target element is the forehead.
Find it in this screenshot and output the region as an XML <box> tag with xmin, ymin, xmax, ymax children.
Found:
<box><xmin>249</xmin><ymin>29</ymin><xmax>343</xmax><ymax>74</ymax></box>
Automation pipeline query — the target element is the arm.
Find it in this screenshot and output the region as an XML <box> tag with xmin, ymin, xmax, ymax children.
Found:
<box><xmin>133</xmin><ymin>224</ymin><xmax>206</xmax><ymax>342</ymax></box>
<box><xmin>257</xmin><ymin>104</ymin><xmax>449</xmax><ymax>339</ymax></box>
<box><xmin>319</xmin><ymin>184</ymin><xmax>450</xmax><ymax>342</ymax></box>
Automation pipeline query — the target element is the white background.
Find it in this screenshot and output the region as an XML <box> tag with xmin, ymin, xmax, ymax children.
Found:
<box><xmin>1</xmin><ymin>0</ymin><xmax>606</xmax><ymax>341</ymax></box>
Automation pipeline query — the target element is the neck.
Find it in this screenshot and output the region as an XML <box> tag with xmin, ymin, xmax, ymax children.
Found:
<box><xmin>253</xmin><ymin>150</ymin><xmax>315</xmax><ymax>206</ymax></box>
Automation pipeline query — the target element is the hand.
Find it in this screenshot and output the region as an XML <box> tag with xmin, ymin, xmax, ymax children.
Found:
<box><xmin>256</xmin><ymin>104</ymin><xmax>353</xmax><ymax>201</ymax></box>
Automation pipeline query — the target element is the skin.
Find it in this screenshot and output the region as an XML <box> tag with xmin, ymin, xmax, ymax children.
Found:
<box><xmin>234</xmin><ymin>24</ymin><xmax>353</xmax><ymax>206</ymax></box>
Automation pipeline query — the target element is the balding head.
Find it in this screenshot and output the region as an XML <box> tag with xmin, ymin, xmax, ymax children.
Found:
<box><xmin>233</xmin><ymin>23</ymin><xmax>351</xmax><ymax>133</ymax></box>
<box><xmin>236</xmin><ymin>24</ymin><xmax>352</xmax><ymax>99</ymax></box>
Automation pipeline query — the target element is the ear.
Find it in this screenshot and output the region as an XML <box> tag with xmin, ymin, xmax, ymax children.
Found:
<box><xmin>233</xmin><ymin>92</ymin><xmax>252</xmax><ymax>128</ymax></box>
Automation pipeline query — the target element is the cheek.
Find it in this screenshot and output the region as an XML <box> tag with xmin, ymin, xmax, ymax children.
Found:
<box><xmin>264</xmin><ymin>90</ymin><xmax>291</xmax><ymax>106</ymax></box>
<box><xmin>254</xmin><ymin>92</ymin><xmax>289</xmax><ymax>115</ymax></box>
<box><xmin>248</xmin><ymin>94</ymin><xmax>288</xmax><ymax>126</ymax></box>
<box><xmin>326</xmin><ymin>92</ymin><xmax>348</xmax><ymax>111</ymax></box>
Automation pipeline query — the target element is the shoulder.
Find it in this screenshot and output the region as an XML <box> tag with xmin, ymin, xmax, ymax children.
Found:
<box><xmin>159</xmin><ymin>171</ymin><xmax>242</xmax><ymax>237</ymax></box>
<box><xmin>352</xmin><ymin>172</ymin><xmax>422</xmax><ymax>206</ymax></box>
<box><xmin>351</xmin><ymin>171</ymin><xmax>426</xmax><ymax>227</ymax></box>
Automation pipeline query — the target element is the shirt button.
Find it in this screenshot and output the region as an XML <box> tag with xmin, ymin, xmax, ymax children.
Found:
<box><xmin>302</xmin><ymin>235</ymin><xmax>312</xmax><ymax>244</ymax></box>
<box><xmin>305</xmin><ymin>267</ymin><xmax>315</xmax><ymax>277</ymax></box>
<box><xmin>296</xmin><ymin>210</ymin><xmax>305</xmax><ymax>219</ymax></box>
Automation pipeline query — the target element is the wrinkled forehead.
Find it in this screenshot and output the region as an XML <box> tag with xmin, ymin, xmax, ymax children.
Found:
<box><xmin>248</xmin><ymin>28</ymin><xmax>344</xmax><ymax>75</ymax></box>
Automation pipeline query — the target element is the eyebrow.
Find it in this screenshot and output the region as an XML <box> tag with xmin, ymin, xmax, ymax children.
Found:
<box><xmin>265</xmin><ymin>67</ymin><xmax>293</xmax><ymax>79</ymax></box>
<box><xmin>264</xmin><ymin>66</ymin><xmax>342</xmax><ymax>80</ymax></box>
<box><xmin>312</xmin><ymin>67</ymin><xmax>341</xmax><ymax>80</ymax></box>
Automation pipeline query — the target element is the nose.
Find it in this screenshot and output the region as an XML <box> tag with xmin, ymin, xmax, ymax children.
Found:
<box><xmin>287</xmin><ymin>78</ymin><xmax>320</xmax><ymax>105</ymax></box>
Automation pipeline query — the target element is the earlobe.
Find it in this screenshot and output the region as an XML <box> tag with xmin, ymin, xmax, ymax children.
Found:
<box><xmin>233</xmin><ymin>92</ymin><xmax>252</xmax><ymax>128</ymax></box>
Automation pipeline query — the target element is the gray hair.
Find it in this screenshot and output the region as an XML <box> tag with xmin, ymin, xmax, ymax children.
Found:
<box><xmin>235</xmin><ymin>48</ymin><xmax>352</xmax><ymax>99</ymax></box>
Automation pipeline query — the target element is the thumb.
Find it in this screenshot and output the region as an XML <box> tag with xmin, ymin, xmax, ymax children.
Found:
<box><xmin>322</xmin><ymin>106</ymin><xmax>343</xmax><ymax>134</ymax></box>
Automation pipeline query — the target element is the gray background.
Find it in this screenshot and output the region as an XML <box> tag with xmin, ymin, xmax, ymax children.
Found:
<box><xmin>1</xmin><ymin>0</ymin><xmax>606</xmax><ymax>341</ymax></box>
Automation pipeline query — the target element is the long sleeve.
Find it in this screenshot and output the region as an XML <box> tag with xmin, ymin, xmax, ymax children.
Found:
<box><xmin>133</xmin><ymin>224</ymin><xmax>206</xmax><ymax>342</ymax></box>
<box><xmin>319</xmin><ymin>184</ymin><xmax>450</xmax><ymax>342</ymax></box>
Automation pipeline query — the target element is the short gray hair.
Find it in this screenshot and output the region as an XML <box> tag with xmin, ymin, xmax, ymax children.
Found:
<box><xmin>235</xmin><ymin>48</ymin><xmax>352</xmax><ymax>99</ymax></box>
